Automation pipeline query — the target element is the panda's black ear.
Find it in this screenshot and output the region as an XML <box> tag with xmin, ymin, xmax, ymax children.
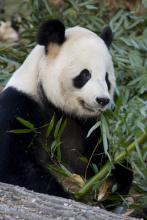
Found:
<box><xmin>100</xmin><ymin>26</ymin><xmax>113</xmax><ymax>48</ymax></box>
<box><xmin>37</xmin><ymin>19</ymin><xmax>65</xmax><ymax>47</ymax></box>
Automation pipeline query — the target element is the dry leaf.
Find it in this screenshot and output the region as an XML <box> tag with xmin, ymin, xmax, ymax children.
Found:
<box><xmin>63</xmin><ymin>174</ymin><xmax>84</xmax><ymax>194</ymax></box>
<box><xmin>97</xmin><ymin>179</ymin><xmax>113</xmax><ymax>201</ymax></box>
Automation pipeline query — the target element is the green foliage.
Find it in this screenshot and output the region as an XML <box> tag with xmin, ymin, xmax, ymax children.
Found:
<box><xmin>11</xmin><ymin>115</ymin><xmax>67</xmax><ymax>162</ymax></box>
<box><xmin>0</xmin><ymin>0</ymin><xmax>147</xmax><ymax>214</ymax></box>
<box><xmin>9</xmin><ymin>117</ymin><xmax>36</xmax><ymax>133</ymax></box>
<box><xmin>46</xmin><ymin>113</ymin><xmax>55</xmax><ymax>138</ymax></box>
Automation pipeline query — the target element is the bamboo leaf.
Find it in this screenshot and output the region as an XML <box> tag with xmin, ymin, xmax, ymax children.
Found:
<box><xmin>9</xmin><ymin>129</ymin><xmax>33</xmax><ymax>134</ymax></box>
<box><xmin>46</xmin><ymin>114</ymin><xmax>55</xmax><ymax>138</ymax></box>
<box><xmin>86</xmin><ymin>121</ymin><xmax>101</xmax><ymax>138</ymax></box>
<box><xmin>54</xmin><ymin>117</ymin><xmax>63</xmax><ymax>139</ymax></box>
<box><xmin>57</xmin><ymin>118</ymin><xmax>67</xmax><ymax>139</ymax></box>
<box><xmin>16</xmin><ymin>117</ymin><xmax>36</xmax><ymax>132</ymax></box>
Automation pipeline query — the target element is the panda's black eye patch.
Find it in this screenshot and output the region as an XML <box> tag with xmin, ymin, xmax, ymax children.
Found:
<box><xmin>105</xmin><ymin>72</ymin><xmax>111</xmax><ymax>91</ymax></box>
<box><xmin>73</xmin><ymin>69</ymin><xmax>91</xmax><ymax>89</ymax></box>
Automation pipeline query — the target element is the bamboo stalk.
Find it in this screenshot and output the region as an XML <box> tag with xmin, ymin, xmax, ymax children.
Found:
<box><xmin>75</xmin><ymin>133</ymin><xmax>147</xmax><ymax>200</ymax></box>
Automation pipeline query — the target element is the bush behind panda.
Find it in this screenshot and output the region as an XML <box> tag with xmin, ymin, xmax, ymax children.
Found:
<box><xmin>0</xmin><ymin>20</ymin><xmax>133</xmax><ymax>200</ymax></box>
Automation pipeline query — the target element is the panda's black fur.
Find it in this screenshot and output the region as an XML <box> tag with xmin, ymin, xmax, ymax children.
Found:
<box><xmin>0</xmin><ymin>20</ymin><xmax>133</xmax><ymax>199</ymax></box>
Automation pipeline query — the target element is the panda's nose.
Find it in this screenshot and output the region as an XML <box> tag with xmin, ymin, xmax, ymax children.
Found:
<box><xmin>96</xmin><ymin>97</ymin><xmax>110</xmax><ymax>106</ymax></box>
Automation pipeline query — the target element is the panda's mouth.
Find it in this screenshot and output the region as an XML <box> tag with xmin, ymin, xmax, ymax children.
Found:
<box><xmin>79</xmin><ymin>100</ymin><xmax>96</xmax><ymax>112</ymax></box>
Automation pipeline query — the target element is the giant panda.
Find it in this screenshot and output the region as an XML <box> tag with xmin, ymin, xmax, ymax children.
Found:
<box><xmin>0</xmin><ymin>20</ymin><xmax>133</xmax><ymax>199</ymax></box>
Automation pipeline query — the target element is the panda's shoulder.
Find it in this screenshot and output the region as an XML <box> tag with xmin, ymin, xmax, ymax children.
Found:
<box><xmin>0</xmin><ymin>87</ymin><xmax>39</xmax><ymax>111</ymax></box>
<box><xmin>0</xmin><ymin>87</ymin><xmax>45</xmax><ymax>127</ymax></box>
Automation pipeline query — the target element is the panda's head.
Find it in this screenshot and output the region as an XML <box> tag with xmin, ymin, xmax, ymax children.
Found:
<box><xmin>37</xmin><ymin>20</ymin><xmax>116</xmax><ymax>118</ymax></box>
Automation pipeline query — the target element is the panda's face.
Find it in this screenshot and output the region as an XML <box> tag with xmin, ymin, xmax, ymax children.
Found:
<box><xmin>39</xmin><ymin>23</ymin><xmax>115</xmax><ymax>118</ymax></box>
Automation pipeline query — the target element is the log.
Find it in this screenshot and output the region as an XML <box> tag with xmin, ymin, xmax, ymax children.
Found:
<box><xmin>0</xmin><ymin>182</ymin><xmax>138</xmax><ymax>220</ymax></box>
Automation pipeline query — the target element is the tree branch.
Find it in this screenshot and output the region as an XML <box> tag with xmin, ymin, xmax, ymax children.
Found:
<box><xmin>0</xmin><ymin>182</ymin><xmax>138</xmax><ymax>220</ymax></box>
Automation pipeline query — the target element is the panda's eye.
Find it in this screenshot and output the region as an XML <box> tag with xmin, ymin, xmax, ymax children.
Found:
<box><xmin>105</xmin><ymin>72</ymin><xmax>111</xmax><ymax>91</ymax></box>
<box><xmin>73</xmin><ymin>69</ymin><xmax>91</xmax><ymax>89</ymax></box>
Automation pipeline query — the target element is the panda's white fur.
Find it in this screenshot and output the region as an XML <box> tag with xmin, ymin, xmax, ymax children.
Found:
<box><xmin>5</xmin><ymin>45</ymin><xmax>44</xmax><ymax>98</ymax></box>
<box><xmin>6</xmin><ymin>26</ymin><xmax>115</xmax><ymax>117</ymax></box>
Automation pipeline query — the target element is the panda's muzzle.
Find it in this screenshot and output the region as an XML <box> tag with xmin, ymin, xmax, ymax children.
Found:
<box><xmin>79</xmin><ymin>100</ymin><xmax>95</xmax><ymax>112</ymax></box>
<box><xmin>79</xmin><ymin>97</ymin><xmax>110</xmax><ymax>112</ymax></box>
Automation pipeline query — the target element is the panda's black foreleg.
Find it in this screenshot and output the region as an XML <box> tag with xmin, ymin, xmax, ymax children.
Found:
<box><xmin>111</xmin><ymin>161</ymin><xmax>133</xmax><ymax>195</ymax></box>
<box><xmin>1</xmin><ymin>158</ymin><xmax>69</xmax><ymax>198</ymax></box>
<box><xmin>100</xmin><ymin>161</ymin><xmax>133</xmax><ymax>212</ymax></box>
